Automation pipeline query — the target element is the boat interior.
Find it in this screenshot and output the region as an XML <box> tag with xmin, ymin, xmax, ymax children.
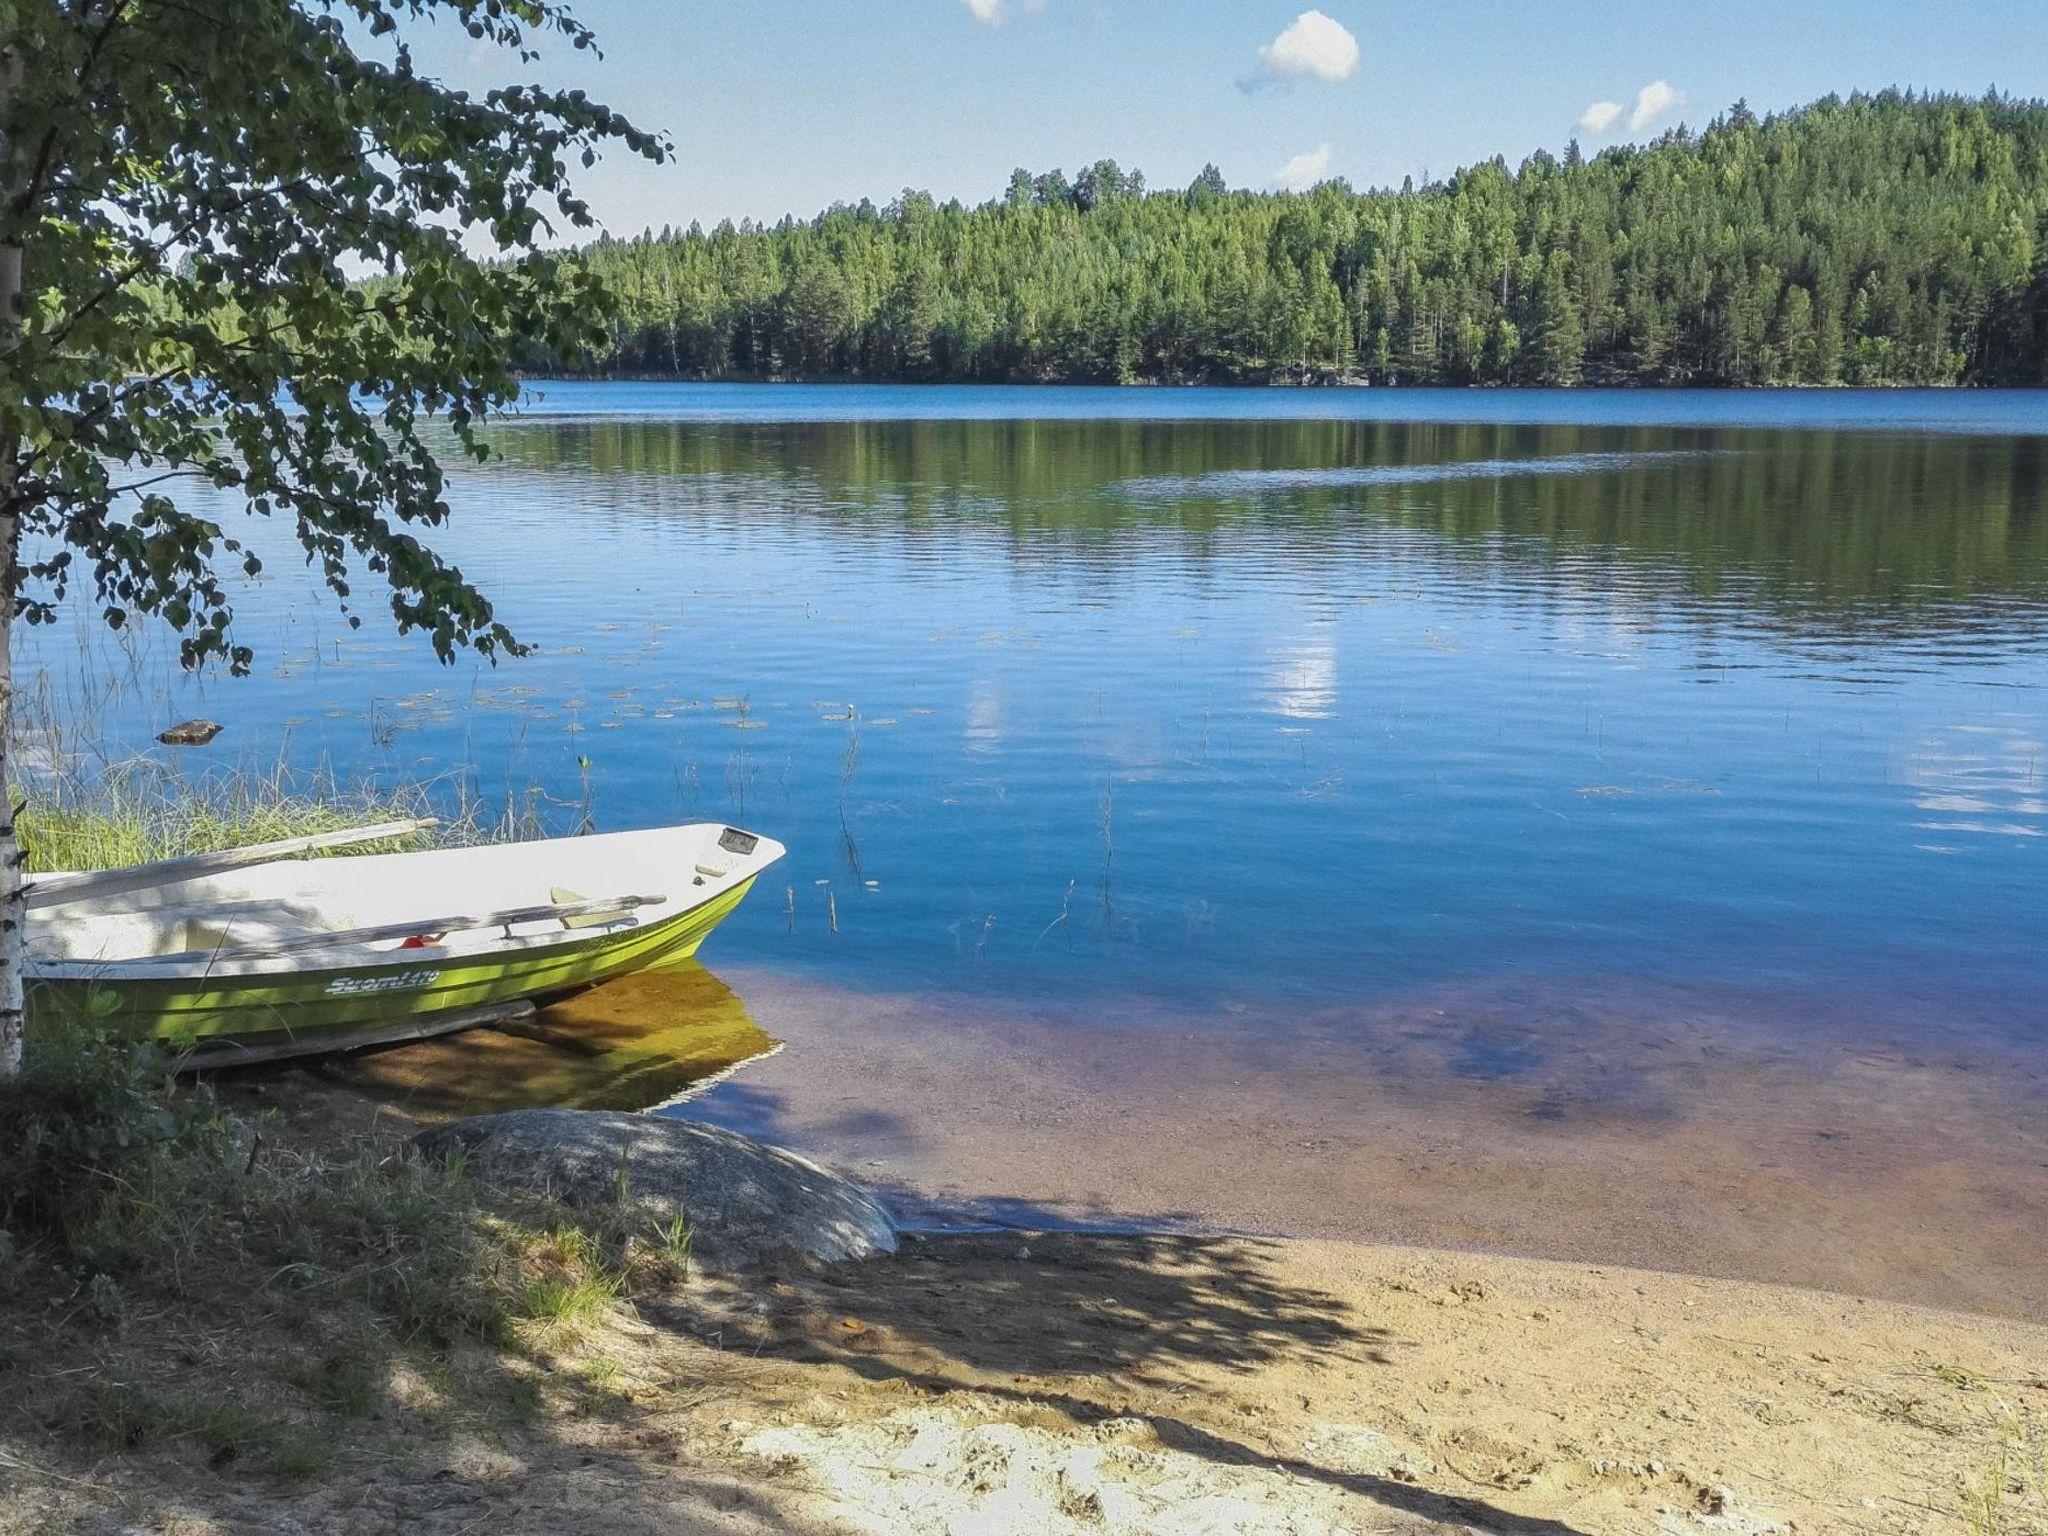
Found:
<box><xmin>30</xmin><ymin>824</ymin><xmax>777</xmax><ymax>972</ymax></box>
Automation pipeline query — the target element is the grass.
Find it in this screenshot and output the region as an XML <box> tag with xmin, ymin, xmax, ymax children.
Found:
<box><xmin>649</xmin><ymin>1211</ymin><xmax>693</xmax><ymax>1276</ymax></box>
<box><xmin>42</xmin><ymin>1369</ymin><xmax>340</xmax><ymax>1482</ymax></box>
<box><xmin>510</xmin><ymin>1226</ymin><xmax>626</xmax><ymax>1332</ymax></box>
<box><xmin>57</xmin><ymin>1378</ymin><xmax>328</xmax><ymax>1475</ymax></box>
<box><xmin>282</xmin><ymin>1350</ymin><xmax>385</xmax><ymax>1420</ymax></box>
<box><xmin>0</xmin><ymin>1025</ymin><xmax>696</xmax><ymax>1496</ymax></box>
<box><xmin>0</xmin><ymin>1015</ymin><xmax>221</xmax><ymax>1245</ymax></box>
<box><xmin>574</xmin><ymin>1356</ymin><xmax>629</xmax><ymax>1417</ymax></box>
<box><xmin>18</xmin><ymin>762</ymin><xmax>432</xmax><ymax>874</ymax></box>
<box><xmin>14</xmin><ymin>755</ymin><xmax>555</xmax><ymax>877</ymax></box>
<box><xmin>1964</xmin><ymin>1408</ymin><xmax>2048</xmax><ymax>1536</ymax></box>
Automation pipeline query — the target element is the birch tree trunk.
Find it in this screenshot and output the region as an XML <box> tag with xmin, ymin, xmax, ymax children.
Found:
<box><xmin>0</xmin><ymin>458</ymin><xmax>19</xmax><ymax>1080</ymax></box>
<box><xmin>0</xmin><ymin>40</ymin><xmax>27</xmax><ymax>1079</ymax></box>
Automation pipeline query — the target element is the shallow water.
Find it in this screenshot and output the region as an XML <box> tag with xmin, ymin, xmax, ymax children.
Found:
<box><xmin>319</xmin><ymin>963</ymin><xmax>780</xmax><ymax>1119</ymax></box>
<box><xmin>32</xmin><ymin>383</ymin><xmax>2048</xmax><ymax>1310</ymax></box>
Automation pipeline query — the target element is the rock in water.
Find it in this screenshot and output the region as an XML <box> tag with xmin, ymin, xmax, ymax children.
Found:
<box><xmin>416</xmin><ymin>1109</ymin><xmax>897</xmax><ymax>1269</ymax></box>
<box><xmin>157</xmin><ymin>718</ymin><xmax>223</xmax><ymax>746</ymax></box>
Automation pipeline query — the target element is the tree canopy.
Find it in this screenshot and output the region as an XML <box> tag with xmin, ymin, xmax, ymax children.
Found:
<box><xmin>2</xmin><ymin>0</ymin><xmax>661</xmax><ymax>675</ymax></box>
<box><xmin>550</xmin><ymin>90</ymin><xmax>2048</xmax><ymax>388</ymax></box>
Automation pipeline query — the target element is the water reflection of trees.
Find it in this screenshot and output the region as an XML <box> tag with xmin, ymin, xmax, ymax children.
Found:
<box><xmin>477</xmin><ymin>418</ymin><xmax>2048</xmax><ymax>640</ymax></box>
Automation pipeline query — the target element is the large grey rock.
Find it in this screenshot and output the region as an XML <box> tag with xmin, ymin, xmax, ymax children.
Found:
<box><xmin>417</xmin><ymin>1109</ymin><xmax>897</xmax><ymax>1269</ymax></box>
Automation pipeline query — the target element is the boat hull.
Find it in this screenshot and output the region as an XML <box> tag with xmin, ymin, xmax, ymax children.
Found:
<box><xmin>31</xmin><ymin>875</ymin><xmax>759</xmax><ymax>1056</ymax></box>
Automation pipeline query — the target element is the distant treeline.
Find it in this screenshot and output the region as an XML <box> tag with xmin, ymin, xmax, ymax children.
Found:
<box><xmin>530</xmin><ymin>91</ymin><xmax>2048</xmax><ymax>388</ymax></box>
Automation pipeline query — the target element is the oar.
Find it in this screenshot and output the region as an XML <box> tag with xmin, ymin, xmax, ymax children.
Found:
<box><xmin>202</xmin><ymin>892</ymin><xmax>667</xmax><ymax>960</ymax></box>
<box><xmin>23</xmin><ymin>818</ymin><xmax>441</xmax><ymax>909</ymax></box>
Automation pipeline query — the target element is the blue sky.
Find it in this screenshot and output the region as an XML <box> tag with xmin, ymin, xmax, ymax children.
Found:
<box><xmin>409</xmin><ymin>1</ymin><xmax>2044</xmax><ymax>237</ymax></box>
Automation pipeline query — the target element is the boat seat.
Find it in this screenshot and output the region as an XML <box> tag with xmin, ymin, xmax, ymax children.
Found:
<box><xmin>550</xmin><ymin>887</ymin><xmax>625</xmax><ymax>930</ymax></box>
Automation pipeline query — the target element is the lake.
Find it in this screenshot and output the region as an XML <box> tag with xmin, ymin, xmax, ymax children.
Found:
<box><xmin>33</xmin><ymin>382</ymin><xmax>2048</xmax><ymax>1315</ymax></box>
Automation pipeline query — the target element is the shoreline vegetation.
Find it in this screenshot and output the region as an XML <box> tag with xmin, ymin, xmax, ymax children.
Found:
<box><xmin>515</xmin><ymin>367</ymin><xmax>2046</xmax><ymax>390</ymax></box>
<box><xmin>515</xmin><ymin>91</ymin><xmax>2048</xmax><ymax>391</ymax></box>
<box><xmin>18</xmin><ymin>766</ymin><xmax>447</xmax><ymax>878</ymax></box>
<box><xmin>2</xmin><ymin>773</ymin><xmax>2044</xmax><ymax>1534</ymax></box>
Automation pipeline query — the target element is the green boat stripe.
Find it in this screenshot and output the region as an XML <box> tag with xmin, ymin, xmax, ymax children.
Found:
<box><xmin>31</xmin><ymin>876</ymin><xmax>760</xmax><ymax>1046</ymax></box>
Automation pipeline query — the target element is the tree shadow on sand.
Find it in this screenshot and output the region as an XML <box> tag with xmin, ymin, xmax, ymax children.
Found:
<box><xmin>669</xmin><ymin>1078</ymin><xmax>1596</xmax><ymax>1531</ymax></box>
<box><xmin>670</xmin><ymin>1227</ymin><xmax>1594</xmax><ymax>1536</ymax></box>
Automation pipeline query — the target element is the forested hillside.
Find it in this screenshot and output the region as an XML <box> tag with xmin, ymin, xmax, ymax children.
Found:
<box><xmin>540</xmin><ymin>91</ymin><xmax>2048</xmax><ymax>386</ymax></box>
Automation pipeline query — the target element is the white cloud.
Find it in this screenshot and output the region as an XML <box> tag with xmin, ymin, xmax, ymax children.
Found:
<box><xmin>1627</xmin><ymin>79</ymin><xmax>1685</xmax><ymax>132</ymax></box>
<box><xmin>1273</xmin><ymin>142</ymin><xmax>1333</xmax><ymax>191</ymax></box>
<box><xmin>1257</xmin><ymin>11</ymin><xmax>1359</xmax><ymax>84</ymax></box>
<box><xmin>959</xmin><ymin>0</ymin><xmax>1002</xmax><ymax>22</ymax></box>
<box><xmin>1577</xmin><ymin>100</ymin><xmax>1623</xmax><ymax>134</ymax></box>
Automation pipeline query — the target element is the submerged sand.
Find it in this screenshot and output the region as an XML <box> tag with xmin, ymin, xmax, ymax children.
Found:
<box><xmin>682</xmin><ymin>966</ymin><xmax>2048</xmax><ymax>1322</ymax></box>
<box><xmin>279</xmin><ymin>961</ymin><xmax>2048</xmax><ymax>1323</ymax></box>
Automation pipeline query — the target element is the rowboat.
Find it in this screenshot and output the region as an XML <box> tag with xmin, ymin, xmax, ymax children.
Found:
<box><xmin>26</xmin><ymin>821</ymin><xmax>785</xmax><ymax>1062</ymax></box>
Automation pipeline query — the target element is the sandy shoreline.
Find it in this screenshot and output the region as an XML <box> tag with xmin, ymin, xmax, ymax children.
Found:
<box><xmin>693</xmin><ymin>1230</ymin><xmax>2048</xmax><ymax>1536</ymax></box>
<box><xmin>16</xmin><ymin>1219</ymin><xmax>2041</xmax><ymax>1534</ymax></box>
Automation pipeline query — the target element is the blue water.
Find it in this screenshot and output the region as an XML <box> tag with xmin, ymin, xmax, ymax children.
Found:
<box><xmin>30</xmin><ymin>384</ymin><xmax>2048</xmax><ymax>1042</ymax></box>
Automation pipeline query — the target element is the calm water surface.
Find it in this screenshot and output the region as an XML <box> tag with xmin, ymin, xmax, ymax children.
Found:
<box><xmin>35</xmin><ymin>384</ymin><xmax>2048</xmax><ymax>1307</ymax></box>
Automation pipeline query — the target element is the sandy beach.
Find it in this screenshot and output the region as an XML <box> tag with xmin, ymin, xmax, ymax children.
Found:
<box><xmin>5</xmin><ymin>1054</ymin><xmax>2042</xmax><ymax>1536</ymax></box>
<box><xmin>12</xmin><ymin>1219</ymin><xmax>2041</xmax><ymax>1534</ymax></box>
